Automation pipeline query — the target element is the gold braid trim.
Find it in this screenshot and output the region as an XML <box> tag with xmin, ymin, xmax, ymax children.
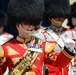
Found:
<box><xmin>0</xmin><ymin>46</ymin><xmax>6</xmax><ymax>65</ymax></box>
<box><xmin>24</xmin><ymin>72</ymin><xmax>36</xmax><ymax>75</ymax></box>
<box><xmin>62</xmin><ymin>49</ymin><xmax>74</xmax><ymax>59</ymax></box>
<box><xmin>51</xmin><ymin>18</ymin><xmax>63</xmax><ymax>24</ymax></box>
<box><xmin>8</xmin><ymin>37</ymin><xmax>41</xmax><ymax>75</ymax></box>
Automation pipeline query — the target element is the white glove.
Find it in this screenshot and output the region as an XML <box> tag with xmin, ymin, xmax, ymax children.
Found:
<box><xmin>62</xmin><ymin>36</ymin><xmax>76</xmax><ymax>53</ymax></box>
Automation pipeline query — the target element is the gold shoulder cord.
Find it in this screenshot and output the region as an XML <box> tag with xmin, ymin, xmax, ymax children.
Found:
<box><xmin>0</xmin><ymin>46</ymin><xmax>6</xmax><ymax>65</ymax></box>
<box><xmin>45</xmin><ymin>29</ymin><xmax>62</xmax><ymax>54</ymax></box>
<box><xmin>8</xmin><ymin>37</ymin><xmax>41</xmax><ymax>75</ymax></box>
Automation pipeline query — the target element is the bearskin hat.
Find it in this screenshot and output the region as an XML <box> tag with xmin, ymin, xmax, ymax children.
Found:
<box><xmin>44</xmin><ymin>0</ymin><xmax>71</xmax><ymax>18</ymax></box>
<box><xmin>7</xmin><ymin>0</ymin><xmax>44</xmax><ymax>29</ymax></box>
<box><xmin>0</xmin><ymin>11</ymin><xmax>7</xmax><ymax>27</ymax></box>
<box><xmin>71</xmin><ymin>2</ymin><xmax>76</xmax><ymax>17</ymax></box>
<box><xmin>67</xmin><ymin>2</ymin><xmax>76</xmax><ymax>29</ymax></box>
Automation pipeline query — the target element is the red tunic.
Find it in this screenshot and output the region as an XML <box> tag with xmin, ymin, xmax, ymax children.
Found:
<box><xmin>43</xmin><ymin>29</ymin><xmax>76</xmax><ymax>75</ymax></box>
<box><xmin>33</xmin><ymin>28</ymin><xmax>75</xmax><ymax>75</ymax></box>
<box><xmin>0</xmin><ymin>36</ymin><xmax>74</xmax><ymax>75</ymax></box>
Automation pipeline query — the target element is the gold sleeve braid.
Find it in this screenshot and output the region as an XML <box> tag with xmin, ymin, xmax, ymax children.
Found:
<box><xmin>62</xmin><ymin>49</ymin><xmax>74</xmax><ymax>59</ymax></box>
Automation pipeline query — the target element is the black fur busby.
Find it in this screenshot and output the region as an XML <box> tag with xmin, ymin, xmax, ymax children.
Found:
<box><xmin>67</xmin><ymin>2</ymin><xmax>76</xmax><ymax>29</ymax></box>
<box><xmin>44</xmin><ymin>0</ymin><xmax>71</xmax><ymax>19</ymax></box>
<box><xmin>7</xmin><ymin>0</ymin><xmax>44</xmax><ymax>30</ymax></box>
<box><xmin>71</xmin><ymin>2</ymin><xmax>76</xmax><ymax>17</ymax></box>
<box><xmin>0</xmin><ymin>11</ymin><xmax>7</xmax><ymax>27</ymax></box>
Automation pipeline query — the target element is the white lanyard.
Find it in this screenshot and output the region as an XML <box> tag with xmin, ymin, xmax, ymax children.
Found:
<box><xmin>46</xmin><ymin>29</ymin><xmax>64</xmax><ymax>48</ymax></box>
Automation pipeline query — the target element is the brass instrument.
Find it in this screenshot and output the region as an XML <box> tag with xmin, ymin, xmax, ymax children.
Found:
<box><xmin>8</xmin><ymin>38</ymin><xmax>42</xmax><ymax>75</ymax></box>
<box><xmin>8</xmin><ymin>50</ymin><xmax>39</xmax><ymax>75</ymax></box>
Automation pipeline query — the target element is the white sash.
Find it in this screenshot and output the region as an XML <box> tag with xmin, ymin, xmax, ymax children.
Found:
<box><xmin>47</xmin><ymin>29</ymin><xmax>64</xmax><ymax>48</ymax></box>
<box><xmin>68</xmin><ymin>59</ymin><xmax>74</xmax><ymax>75</ymax></box>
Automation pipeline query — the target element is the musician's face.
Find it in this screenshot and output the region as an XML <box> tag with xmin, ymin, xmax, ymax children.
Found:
<box><xmin>72</xmin><ymin>17</ymin><xmax>76</xmax><ymax>26</ymax></box>
<box><xmin>50</xmin><ymin>18</ymin><xmax>65</xmax><ymax>27</ymax></box>
<box><xmin>22</xmin><ymin>22</ymin><xmax>35</xmax><ymax>31</ymax></box>
<box><xmin>0</xmin><ymin>26</ymin><xmax>4</xmax><ymax>34</ymax></box>
<box><xmin>16</xmin><ymin>22</ymin><xmax>35</xmax><ymax>38</ymax></box>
